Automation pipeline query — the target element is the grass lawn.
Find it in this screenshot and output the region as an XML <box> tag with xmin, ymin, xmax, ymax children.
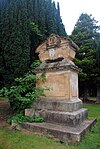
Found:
<box><xmin>0</xmin><ymin>103</ymin><xmax>100</xmax><ymax>149</ymax></box>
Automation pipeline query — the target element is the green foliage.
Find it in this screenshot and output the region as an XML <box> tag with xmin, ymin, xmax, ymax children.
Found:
<box><xmin>70</xmin><ymin>13</ymin><xmax>100</xmax><ymax>97</ymax></box>
<box><xmin>30</xmin><ymin>22</ymin><xmax>41</xmax><ymax>35</ymax></box>
<box><xmin>79</xmin><ymin>70</ymin><xmax>87</xmax><ymax>81</ymax></box>
<box><xmin>40</xmin><ymin>72</ymin><xmax>46</xmax><ymax>82</ymax></box>
<box><xmin>31</xmin><ymin>60</ymin><xmax>41</xmax><ymax>69</ymax></box>
<box><xmin>6</xmin><ymin>114</ymin><xmax>44</xmax><ymax>124</ymax></box>
<box><xmin>0</xmin><ymin>0</ymin><xmax>31</xmax><ymax>87</ymax></box>
<box><xmin>0</xmin><ymin>72</ymin><xmax>46</xmax><ymax>113</ymax></box>
<box><xmin>0</xmin><ymin>0</ymin><xmax>66</xmax><ymax>87</ymax></box>
<box><xmin>0</xmin><ymin>87</ymin><xmax>9</xmax><ymax>98</ymax></box>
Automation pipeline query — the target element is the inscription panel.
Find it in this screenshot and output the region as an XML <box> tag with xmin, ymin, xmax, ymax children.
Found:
<box><xmin>45</xmin><ymin>75</ymin><xmax>68</xmax><ymax>97</ymax></box>
<box><xmin>37</xmin><ymin>72</ymin><xmax>69</xmax><ymax>99</ymax></box>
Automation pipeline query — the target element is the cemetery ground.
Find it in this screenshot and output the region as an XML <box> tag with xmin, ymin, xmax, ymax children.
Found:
<box><xmin>0</xmin><ymin>98</ymin><xmax>100</xmax><ymax>149</ymax></box>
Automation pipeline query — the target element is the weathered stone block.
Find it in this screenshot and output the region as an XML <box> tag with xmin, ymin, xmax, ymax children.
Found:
<box><xmin>19</xmin><ymin>119</ymin><xmax>96</xmax><ymax>144</ymax></box>
<box><xmin>32</xmin><ymin>108</ymin><xmax>88</xmax><ymax>126</ymax></box>
<box><xmin>31</xmin><ymin>99</ymin><xmax>82</xmax><ymax>112</ymax></box>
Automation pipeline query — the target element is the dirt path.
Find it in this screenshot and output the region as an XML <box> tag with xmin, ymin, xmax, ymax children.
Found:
<box><xmin>0</xmin><ymin>100</ymin><xmax>11</xmax><ymax>127</ymax></box>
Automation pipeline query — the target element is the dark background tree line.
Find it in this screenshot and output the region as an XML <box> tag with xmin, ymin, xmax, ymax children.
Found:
<box><xmin>0</xmin><ymin>0</ymin><xmax>66</xmax><ymax>87</ymax></box>
<box><xmin>0</xmin><ymin>0</ymin><xmax>100</xmax><ymax>100</ymax></box>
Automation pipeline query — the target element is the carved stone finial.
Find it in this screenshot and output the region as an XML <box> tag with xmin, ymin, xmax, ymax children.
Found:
<box><xmin>36</xmin><ymin>33</ymin><xmax>79</xmax><ymax>62</ymax></box>
<box><xmin>46</xmin><ymin>33</ymin><xmax>61</xmax><ymax>49</ymax></box>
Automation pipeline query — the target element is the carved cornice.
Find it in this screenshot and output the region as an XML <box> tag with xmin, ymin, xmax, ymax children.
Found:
<box><xmin>32</xmin><ymin>60</ymin><xmax>79</xmax><ymax>73</ymax></box>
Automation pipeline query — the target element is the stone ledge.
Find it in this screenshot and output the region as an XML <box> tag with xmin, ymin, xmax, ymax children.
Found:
<box><xmin>19</xmin><ymin>119</ymin><xmax>96</xmax><ymax>144</ymax></box>
<box><xmin>31</xmin><ymin>98</ymin><xmax>82</xmax><ymax>112</ymax></box>
<box><xmin>33</xmin><ymin>61</ymin><xmax>79</xmax><ymax>73</ymax></box>
<box><xmin>35</xmin><ymin>108</ymin><xmax>88</xmax><ymax>126</ymax></box>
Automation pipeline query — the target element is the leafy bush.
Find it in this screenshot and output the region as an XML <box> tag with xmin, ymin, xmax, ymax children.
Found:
<box><xmin>0</xmin><ymin>72</ymin><xmax>46</xmax><ymax>113</ymax></box>
<box><xmin>6</xmin><ymin>114</ymin><xmax>44</xmax><ymax>124</ymax></box>
<box><xmin>30</xmin><ymin>60</ymin><xmax>41</xmax><ymax>69</ymax></box>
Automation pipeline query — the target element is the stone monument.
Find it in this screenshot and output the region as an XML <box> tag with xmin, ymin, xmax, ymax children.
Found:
<box><xmin>22</xmin><ymin>34</ymin><xmax>96</xmax><ymax>143</ymax></box>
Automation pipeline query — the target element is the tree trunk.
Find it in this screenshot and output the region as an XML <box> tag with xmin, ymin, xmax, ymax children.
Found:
<box><xmin>83</xmin><ymin>88</ymin><xmax>88</xmax><ymax>102</ymax></box>
<box><xmin>83</xmin><ymin>83</ymin><xmax>88</xmax><ymax>102</ymax></box>
<box><xmin>96</xmin><ymin>86</ymin><xmax>100</xmax><ymax>103</ymax></box>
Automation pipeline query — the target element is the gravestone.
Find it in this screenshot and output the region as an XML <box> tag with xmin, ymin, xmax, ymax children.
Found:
<box><xmin>22</xmin><ymin>34</ymin><xmax>96</xmax><ymax>143</ymax></box>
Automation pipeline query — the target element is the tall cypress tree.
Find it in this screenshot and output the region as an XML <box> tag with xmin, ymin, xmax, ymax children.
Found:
<box><xmin>1</xmin><ymin>0</ymin><xmax>30</xmax><ymax>86</ymax></box>
<box><xmin>45</xmin><ymin>0</ymin><xmax>54</xmax><ymax>36</ymax></box>
<box><xmin>38</xmin><ymin>0</ymin><xmax>46</xmax><ymax>38</ymax></box>
<box><xmin>70</xmin><ymin>13</ymin><xmax>100</xmax><ymax>99</ymax></box>
<box><xmin>0</xmin><ymin>0</ymin><xmax>67</xmax><ymax>87</ymax></box>
<box><xmin>56</xmin><ymin>2</ymin><xmax>66</xmax><ymax>36</ymax></box>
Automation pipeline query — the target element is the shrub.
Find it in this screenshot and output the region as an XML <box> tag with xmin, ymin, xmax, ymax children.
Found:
<box><xmin>0</xmin><ymin>72</ymin><xmax>46</xmax><ymax>113</ymax></box>
<box><xmin>6</xmin><ymin>114</ymin><xmax>44</xmax><ymax>124</ymax></box>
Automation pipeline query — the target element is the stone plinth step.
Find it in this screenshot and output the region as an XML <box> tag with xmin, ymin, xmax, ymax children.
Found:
<box><xmin>28</xmin><ymin>108</ymin><xmax>88</xmax><ymax>126</ymax></box>
<box><xmin>31</xmin><ymin>99</ymin><xmax>82</xmax><ymax>112</ymax></box>
<box><xmin>19</xmin><ymin>119</ymin><xmax>96</xmax><ymax>144</ymax></box>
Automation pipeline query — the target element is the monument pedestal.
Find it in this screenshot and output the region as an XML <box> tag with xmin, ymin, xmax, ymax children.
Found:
<box><xmin>20</xmin><ymin>119</ymin><xmax>96</xmax><ymax>143</ymax></box>
<box><xmin>23</xmin><ymin>95</ymin><xmax>96</xmax><ymax>143</ymax></box>
<box><xmin>20</xmin><ymin>34</ymin><xmax>96</xmax><ymax>143</ymax></box>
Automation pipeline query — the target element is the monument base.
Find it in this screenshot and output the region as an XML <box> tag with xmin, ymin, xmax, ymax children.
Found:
<box><xmin>19</xmin><ymin>119</ymin><xmax>96</xmax><ymax>144</ymax></box>
<box><xmin>29</xmin><ymin>98</ymin><xmax>83</xmax><ymax>112</ymax></box>
<box><xmin>18</xmin><ymin>99</ymin><xmax>96</xmax><ymax>143</ymax></box>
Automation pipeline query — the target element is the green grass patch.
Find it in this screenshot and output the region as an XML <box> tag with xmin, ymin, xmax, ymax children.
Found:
<box><xmin>65</xmin><ymin>104</ymin><xmax>100</xmax><ymax>149</ymax></box>
<box><xmin>0</xmin><ymin>127</ymin><xmax>67</xmax><ymax>149</ymax></box>
<box><xmin>84</xmin><ymin>104</ymin><xmax>100</xmax><ymax>119</ymax></box>
<box><xmin>0</xmin><ymin>104</ymin><xmax>100</xmax><ymax>149</ymax></box>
